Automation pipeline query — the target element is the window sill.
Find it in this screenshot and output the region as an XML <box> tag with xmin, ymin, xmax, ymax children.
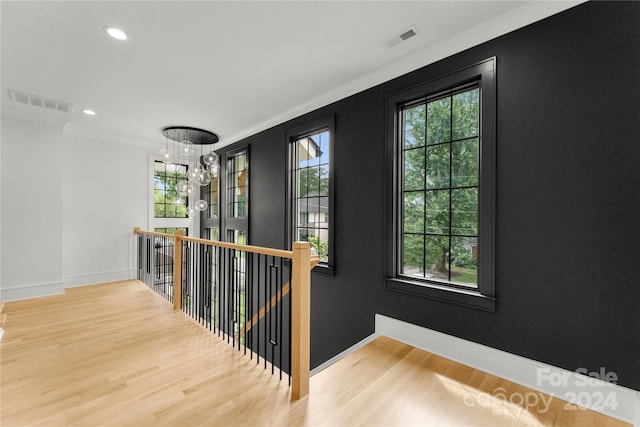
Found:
<box><xmin>385</xmin><ymin>277</ymin><xmax>496</xmax><ymax>312</ymax></box>
<box><xmin>313</xmin><ymin>264</ymin><xmax>335</xmax><ymax>276</ymax></box>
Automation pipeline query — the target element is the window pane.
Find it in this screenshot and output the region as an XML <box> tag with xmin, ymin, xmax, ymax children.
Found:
<box><xmin>292</xmin><ymin>126</ymin><xmax>332</xmax><ymax>266</ymax></box>
<box><xmin>427</xmin><ymin>97</ymin><xmax>451</xmax><ymax>145</ymax></box>
<box><xmin>403</xmin><ymin>191</ymin><xmax>424</xmax><ymax>233</ymax></box>
<box><xmin>452</xmin><ymin>138</ymin><xmax>478</xmax><ymax>187</ymax></box>
<box><xmin>232</xmin><ymin>230</ymin><xmax>246</xmax><ymax>245</ymax></box>
<box><xmin>404</xmin><ymin>104</ymin><xmax>425</xmax><ymax>149</ymax></box>
<box><xmin>404</xmin><ymin>148</ymin><xmax>425</xmax><ymax>191</ymax></box>
<box><xmin>452</xmin><ymin>88</ymin><xmax>479</xmax><ymax>140</ymax></box>
<box><xmin>317</xmin><ymin>131</ymin><xmax>329</xmax><ymax>163</ymax></box>
<box><xmin>297</xmin><ymin>168</ymin><xmax>309</xmax><ymax>197</ymax></box>
<box><xmin>309</xmin><ymin>231</ymin><xmax>328</xmax><ymax>263</ymax></box>
<box><xmin>304</xmin><ymin>166</ymin><xmax>322</xmax><ymax>196</ymax></box>
<box><xmin>425</xmin><ymin>235</ymin><xmax>448</xmax><ymax>280</ymax></box>
<box><xmin>450</xmin><ymin>236</ymin><xmax>477</xmax><ymax>286</ymax></box>
<box><xmin>318</xmin><ymin>165</ymin><xmax>329</xmax><ymax>196</ymax></box>
<box><xmin>297</xmin><ymin>227</ymin><xmax>310</xmax><ymax>242</ymax></box>
<box><xmin>297</xmin><ymin>137</ymin><xmax>311</xmax><ymax>167</ymax></box>
<box><xmin>403</xmin><ymin>233</ymin><xmax>424</xmax><ymax>276</ymax></box>
<box><xmin>317</xmin><ymin>196</ymin><xmax>329</xmax><ymax>225</ymax></box>
<box><xmin>451</xmin><ymin>188</ymin><xmax>478</xmax><ymax>236</ymax></box>
<box><xmin>425</xmin><ymin>190</ymin><xmax>449</xmax><ymax>235</ymax></box>
<box><xmin>307</xmin><ymin>136</ymin><xmax>321</xmax><ymax>167</ymax></box>
<box><xmin>207</xmin><ymin>228</ymin><xmax>219</xmax><ymax>241</ymax></box>
<box><xmin>426</xmin><ymin>144</ymin><xmax>450</xmax><ymax>189</ymax></box>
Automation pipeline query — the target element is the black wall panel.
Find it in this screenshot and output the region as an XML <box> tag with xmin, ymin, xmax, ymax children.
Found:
<box><xmin>216</xmin><ymin>2</ymin><xmax>640</xmax><ymax>390</ymax></box>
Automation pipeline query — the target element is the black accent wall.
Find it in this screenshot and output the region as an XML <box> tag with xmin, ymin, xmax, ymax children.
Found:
<box><xmin>217</xmin><ymin>2</ymin><xmax>640</xmax><ymax>390</ymax></box>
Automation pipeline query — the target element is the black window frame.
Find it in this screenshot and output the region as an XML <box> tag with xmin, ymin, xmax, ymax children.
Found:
<box><xmin>286</xmin><ymin>115</ymin><xmax>335</xmax><ymax>275</ymax></box>
<box><xmin>385</xmin><ymin>58</ymin><xmax>496</xmax><ymax>311</ymax></box>
<box><xmin>223</xmin><ymin>147</ymin><xmax>249</xmax><ymax>243</ymax></box>
<box><xmin>201</xmin><ymin>158</ymin><xmax>220</xmax><ymax>241</ymax></box>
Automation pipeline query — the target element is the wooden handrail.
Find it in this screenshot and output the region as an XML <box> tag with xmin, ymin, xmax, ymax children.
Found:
<box><xmin>180</xmin><ymin>235</ymin><xmax>294</xmax><ymax>259</ymax></box>
<box><xmin>134</xmin><ymin>228</ymin><xmax>293</xmax><ymax>259</ymax></box>
<box><xmin>133</xmin><ymin>227</ymin><xmax>174</xmax><ymax>238</ymax></box>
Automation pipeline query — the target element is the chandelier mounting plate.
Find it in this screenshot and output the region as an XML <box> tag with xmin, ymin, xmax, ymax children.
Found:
<box><xmin>162</xmin><ymin>126</ymin><xmax>219</xmax><ymax>145</ymax></box>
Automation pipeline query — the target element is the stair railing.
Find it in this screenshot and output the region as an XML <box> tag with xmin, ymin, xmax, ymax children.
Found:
<box><xmin>134</xmin><ymin>227</ymin><xmax>317</xmax><ymax>400</ymax></box>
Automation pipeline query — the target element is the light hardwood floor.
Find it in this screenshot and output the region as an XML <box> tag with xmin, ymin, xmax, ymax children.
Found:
<box><xmin>0</xmin><ymin>280</ymin><xmax>630</xmax><ymax>426</ymax></box>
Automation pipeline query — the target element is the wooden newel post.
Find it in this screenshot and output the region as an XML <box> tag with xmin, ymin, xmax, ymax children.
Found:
<box><xmin>173</xmin><ymin>229</ymin><xmax>185</xmax><ymax>311</ymax></box>
<box><xmin>291</xmin><ymin>241</ymin><xmax>311</xmax><ymax>400</ymax></box>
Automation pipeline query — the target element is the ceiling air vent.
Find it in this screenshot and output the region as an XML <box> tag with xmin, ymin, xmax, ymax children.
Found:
<box><xmin>7</xmin><ymin>90</ymin><xmax>73</xmax><ymax>113</ymax></box>
<box><xmin>385</xmin><ymin>25</ymin><xmax>418</xmax><ymax>48</ymax></box>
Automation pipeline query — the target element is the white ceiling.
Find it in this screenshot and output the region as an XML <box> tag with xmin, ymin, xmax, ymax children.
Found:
<box><xmin>1</xmin><ymin>1</ymin><xmax>581</xmax><ymax>149</ymax></box>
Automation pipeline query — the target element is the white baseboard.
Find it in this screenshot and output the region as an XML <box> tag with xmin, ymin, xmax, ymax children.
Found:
<box><xmin>0</xmin><ymin>270</ymin><xmax>136</xmax><ymax>302</ymax></box>
<box><xmin>310</xmin><ymin>333</ymin><xmax>379</xmax><ymax>376</ymax></box>
<box><xmin>0</xmin><ymin>280</ymin><xmax>65</xmax><ymax>301</ymax></box>
<box><xmin>376</xmin><ymin>314</ymin><xmax>640</xmax><ymax>426</ymax></box>
<box><xmin>64</xmin><ymin>269</ymin><xmax>136</xmax><ymax>288</ymax></box>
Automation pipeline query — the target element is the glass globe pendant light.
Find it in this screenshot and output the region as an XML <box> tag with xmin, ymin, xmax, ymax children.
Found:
<box><xmin>176</xmin><ymin>179</ymin><xmax>196</xmax><ymax>197</ymax></box>
<box><xmin>161</xmin><ymin>126</ymin><xmax>219</xmax><ymax>217</ymax></box>
<box><xmin>202</xmin><ymin>151</ymin><xmax>218</xmax><ymax>167</ymax></box>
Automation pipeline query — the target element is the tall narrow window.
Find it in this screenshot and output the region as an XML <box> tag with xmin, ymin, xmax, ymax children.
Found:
<box><xmin>386</xmin><ymin>58</ymin><xmax>495</xmax><ymax>311</ymax></box>
<box><xmin>228</xmin><ymin>153</ymin><xmax>247</xmax><ymax>220</ymax></box>
<box><xmin>288</xmin><ymin>116</ymin><xmax>334</xmax><ymax>272</ymax></box>
<box><xmin>224</xmin><ymin>149</ymin><xmax>249</xmax><ymax>244</ymax></box>
<box><xmin>202</xmin><ymin>166</ymin><xmax>219</xmax><ymax>241</ymax></box>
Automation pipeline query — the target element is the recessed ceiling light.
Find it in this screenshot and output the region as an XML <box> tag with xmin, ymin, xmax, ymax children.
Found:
<box><xmin>83</xmin><ymin>109</ymin><xmax>96</xmax><ymax>116</ymax></box>
<box><xmin>105</xmin><ymin>26</ymin><xmax>128</xmax><ymax>41</ymax></box>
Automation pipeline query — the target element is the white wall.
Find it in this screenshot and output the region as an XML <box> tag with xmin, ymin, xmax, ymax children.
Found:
<box><xmin>0</xmin><ymin>114</ymin><xmax>153</xmax><ymax>301</ymax></box>
<box><xmin>62</xmin><ymin>131</ymin><xmax>149</xmax><ymax>288</ymax></box>
<box><xmin>1</xmin><ymin>115</ymin><xmax>65</xmax><ymax>300</ymax></box>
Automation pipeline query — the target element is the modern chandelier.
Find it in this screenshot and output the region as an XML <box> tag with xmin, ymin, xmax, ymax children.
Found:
<box><xmin>160</xmin><ymin>126</ymin><xmax>219</xmax><ymax>217</ymax></box>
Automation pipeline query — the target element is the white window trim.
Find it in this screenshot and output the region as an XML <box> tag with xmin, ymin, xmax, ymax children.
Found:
<box><xmin>148</xmin><ymin>154</ymin><xmax>197</xmax><ymax>237</ymax></box>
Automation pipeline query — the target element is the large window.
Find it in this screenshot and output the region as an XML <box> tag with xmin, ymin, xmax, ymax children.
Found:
<box><xmin>386</xmin><ymin>58</ymin><xmax>496</xmax><ymax>311</ymax></box>
<box><xmin>402</xmin><ymin>86</ymin><xmax>479</xmax><ymax>286</ymax></box>
<box><xmin>154</xmin><ymin>161</ymin><xmax>188</xmax><ymax>218</ymax></box>
<box><xmin>150</xmin><ymin>159</ymin><xmax>193</xmax><ymax>237</ymax></box>
<box><xmin>288</xmin><ymin>116</ymin><xmax>334</xmax><ymax>272</ymax></box>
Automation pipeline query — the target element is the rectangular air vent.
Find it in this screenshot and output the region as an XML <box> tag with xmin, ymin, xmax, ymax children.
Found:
<box><xmin>7</xmin><ymin>90</ymin><xmax>73</xmax><ymax>113</ymax></box>
<box><xmin>385</xmin><ymin>25</ymin><xmax>418</xmax><ymax>48</ymax></box>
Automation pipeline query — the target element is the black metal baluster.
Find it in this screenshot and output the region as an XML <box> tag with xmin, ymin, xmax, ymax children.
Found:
<box><xmin>278</xmin><ymin>256</ymin><xmax>283</xmax><ymax>380</ymax></box>
<box><xmin>205</xmin><ymin>246</ymin><xmax>211</xmax><ymax>330</ymax></box>
<box><xmin>263</xmin><ymin>256</ymin><xmax>268</xmax><ymax>370</ymax></box>
<box><xmin>227</xmin><ymin>247</ymin><xmax>232</xmax><ymax>344</ymax></box>
<box><xmin>146</xmin><ymin>236</ymin><xmax>151</xmax><ymax>276</ymax></box>
<box><xmin>244</xmin><ymin>252</ymin><xmax>250</xmax><ymax>356</ymax></box>
<box><xmin>256</xmin><ymin>253</ymin><xmax>261</xmax><ymax>365</ymax></box>
<box><xmin>288</xmin><ymin>258</ymin><xmax>293</xmax><ymax>386</ymax></box>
